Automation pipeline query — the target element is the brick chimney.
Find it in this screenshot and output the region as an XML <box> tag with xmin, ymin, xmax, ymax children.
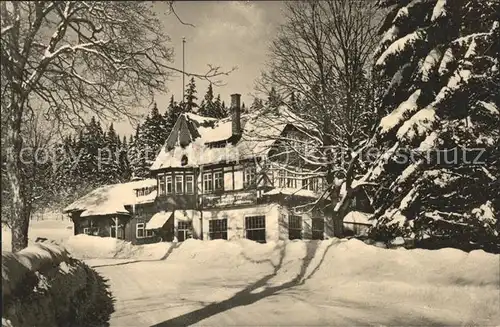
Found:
<box><xmin>231</xmin><ymin>93</ymin><xmax>242</xmax><ymax>137</ymax></box>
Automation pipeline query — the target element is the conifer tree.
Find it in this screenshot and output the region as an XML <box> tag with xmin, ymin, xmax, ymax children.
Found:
<box><xmin>266</xmin><ymin>87</ymin><xmax>283</xmax><ymax>111</ymax></box>
<box><xmin>164</xmin><ymin>95</ymin><xmax>184</xmax><ymax>133</ymax></box>
<box><xmin>358</xmin><ymin>0</ymin><xmax>500</xmax><ymax>251</ymax></box>
<box><xmin>199</xmin><ymin>83</ymin><xmax>215</xmax><ymax>117</ymax></box>
<box><xmin>141</xmin><ymin>102</ymin><xmax>168</xmax><ymax>153</ymax></box>
<box><xmin>184</xmin><ymin>77</ymin><xmax>199</xmax><ymax>112</ymax></box>
<box><xmin>213</xmin><ymin>94</ymin><xmax>223</xmax><ymax>117</ymax></box>
<box><xmin>101</xmin><ymin>123</ymin><xmax>121</xmax><ymax>182</ymax></box>
<box><xmin>129</xmin><ymin>123</ymin><xmax>150</xmax><ymax>179</ymax></box>
<box><xmin>221</xmin><ymin>100</ymin><xmax>227</xmax><ymax>118</ymax></box>
<box><xmin>250</xmin><ymin>97</ymin><xmax>264</xmax><ymax>111</ymax></box>
<box><xmin>119</xmin><ymin>135</ymin><xmax>131</xmax><ymax>181</ymax></box>
<box><xmin>76</xmin><ymin>116</ymin><xmax>107</xmax><ymax>185</ymax></box>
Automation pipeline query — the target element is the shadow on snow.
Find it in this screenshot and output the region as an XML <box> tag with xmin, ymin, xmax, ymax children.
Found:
<box><xmin>150</xmin><ymin>239</ymin><xmax>338</xmax><ymax>327</ymax></box>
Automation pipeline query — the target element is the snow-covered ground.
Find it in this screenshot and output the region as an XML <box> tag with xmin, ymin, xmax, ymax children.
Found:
<box><xmin>1</xmin><ymin>219</ymin><xmax>73</xmax><ymax>252</ymax></box>
<box><xmin>74</xmin><ymin>236</ymin><xmax>499</xmax><ymax>327</ymax></box>
<box><xmin>2</xmin><ymin>221</ymin><xmax>499</xmax><ymax>326</ymax></box>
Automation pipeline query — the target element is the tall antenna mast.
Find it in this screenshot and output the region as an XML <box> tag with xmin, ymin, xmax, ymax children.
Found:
<box><xmin>182</xmin><ymin>36</ymin><xmax>186</xmax><ymax>107</ymax></box>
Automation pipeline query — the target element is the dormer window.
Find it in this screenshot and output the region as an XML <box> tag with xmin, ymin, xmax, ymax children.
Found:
<box><xmin>181</xmin><ymin>154</ymin><xmax>188</xmax><ymax>166</ymax></box>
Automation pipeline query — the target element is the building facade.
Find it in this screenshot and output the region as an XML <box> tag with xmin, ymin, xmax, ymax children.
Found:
<box><xmin>65</xmin><ymin>94</ymin><xmax>336</xmax><ymax>244</ymax></box>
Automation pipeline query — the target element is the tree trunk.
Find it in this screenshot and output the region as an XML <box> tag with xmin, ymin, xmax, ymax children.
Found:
<box><xmin>6</xmin><ymin>101</ymin><xmax>30</xmax><ymax>252</ymax></box>
<box><xmin>330</xmin><ymin>188</ymin><xmax>344</xmax><ymax>238</ymax></box>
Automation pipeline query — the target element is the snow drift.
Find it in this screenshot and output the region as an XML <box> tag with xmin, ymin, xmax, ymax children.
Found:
<box><xmin>84</xmin><ymin>237</ymin><xmax>499</xmax><ymax>326</ymax></box>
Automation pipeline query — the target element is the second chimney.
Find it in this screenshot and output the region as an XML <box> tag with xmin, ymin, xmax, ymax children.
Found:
<box><xmin>231</xmin><ymin>93</ymin><xmax>242</xmax><ymax>137</ymax></box>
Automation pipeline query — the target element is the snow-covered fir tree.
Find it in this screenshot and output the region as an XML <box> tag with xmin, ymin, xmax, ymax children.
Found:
<box><xmin>120</xmin><ymin>135</ymin><xmax>131</xmax><ymax>181</ymax></box>
<box><xmin>199</xmin><ymin>84</ymin><xmax>228</xmax><ymax>118</ymax></box>
<box><xmin>164</xmin><ymin>95</ymin><xmax>185</xmax><ymax>134</ymax></box>
<box><xmin>266</xmin><ymin>87</ymin><xmax>283</xmax><ymax>112</ymax></box>
<box><xmin>250</xmin><ymin>97</ymin><xmax>265</xmax><ymax>111</ymax></box>
<box><xmin>184</xmin><ymin>77</ymin><xmax>199</xmax><ymax>112</ymax></box>
<box><xmin>76</xmin><ymin>117</ymin><xmax>108</xmax><ymax>185</ymax></box>
<box><xmin>199</xmin><ymin>83</ymin><xmax>215</xmax><ymax>117</ymax></box>
<box><xmin>357</xmin><ymin>0</ymin><xmax>499</xmax><ymax>251</ymax></box>
<box><xmin>221</xmin><ymin>100</ymin><xmax>227</xmax><ymax>116</ymax></box>
<box><xmin>129</xmin><ymin>123</ymin><xmax>150</xmax><ymax>179</ymax></box>
<box><xmin>213</xmin><ymin>94</ymin><xmax>223</xmax><ymax>116</ymax></box>
<box><xmin>102</xmin><ymin>123</ymin><xmax>121</xmax><ymax>183</ymax></box>
<box><xmin>142</xmin><ymin>102</ymin><xmax>169</xmax><ymax>152</ymax></box>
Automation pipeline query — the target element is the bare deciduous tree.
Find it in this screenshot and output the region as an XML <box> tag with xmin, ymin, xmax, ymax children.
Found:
<box><xmin>256</xmin><ymin>0</ymin><xmax>385</xmax><ymax>236</ymax></box>
<box><xmin>0</xmin><ymin>1</ymin><xmax>231</xmax><ymax>252</ymax></box>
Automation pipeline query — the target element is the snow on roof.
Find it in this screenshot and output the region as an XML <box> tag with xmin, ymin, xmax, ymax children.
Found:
<box><xmin>146</xmin><ymin>211</ymin><xmax>172</xmax><ymax>230</ymax></box>
<box><xmin>184</xmin><ymin>112</ymin><xmax>217</xmax><ymax>124</ymax></box>
<box><xmin>145</xmin><ymin>209</ymin><xmax>202</xmax><ymax>230</ymax></box>
<box><xmin>198</xmin><ymin>118</ymin><xmax>234</xmax><ymax>143</ymax></box>
<box><xmin>151</xmin><ymin>106</ymin><xmax>307</xmax><ymax>170</ymax></box>
<box><xmin>63</xmin><ymin>179</ymin><xmax>157</xmax><ymax>215</ymax></box>
<box><xmin>343</xmin><ymin>211</ymin><xmax>373</xmax><ymax>225</ymax></box>
<box><xmin>80</xmin><ymin>204</ymin><xmax>130</xmax><ymax>217</ymax></box>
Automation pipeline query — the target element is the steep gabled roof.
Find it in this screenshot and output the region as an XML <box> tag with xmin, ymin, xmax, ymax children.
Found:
<box><xmin>63</xmin><ymin>179</ymin><xmax>157</xmax><ymax>215</ymax></box>
<box><xmin>150</xmin><ymin>106</ymin><xmax>308</xmax><ymax>170</ymax></box>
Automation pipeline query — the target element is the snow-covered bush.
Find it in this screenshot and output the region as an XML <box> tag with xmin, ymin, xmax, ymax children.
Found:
<box><xmin>2</xmin><ymin>243</ymin><xmax>114</xmax><ymax>327</ymax></box>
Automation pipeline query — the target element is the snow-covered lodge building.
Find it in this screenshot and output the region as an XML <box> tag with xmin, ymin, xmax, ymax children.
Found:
<box><xmin>64</xmin><ymin>94</ymin><xmax>334</xmax><ymax>244</ymax></box>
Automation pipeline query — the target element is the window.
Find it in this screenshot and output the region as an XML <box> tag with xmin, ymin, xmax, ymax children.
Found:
<box><xmin>136</xmin><ymin>222</ymin><xmax>153</xmax><ymax>238</ymax></box>
<box><xmin>159</xmin><ymin>174</ymin><xmax>166</xmax><ymax>195</ymax></box>
<box><xmin>288</xmin><ymin>215</ymin><xmax>302</xmax><ymax>240</ymax></box>
<box><xmin>312</xmin><ymin>218</ymin><xmax>324</xmax><ymax>240</ymax></box>
<box><xmin>287</xmin><ymin>172</ymin><xmax>296</xmax><ymax>188</ymax></box>
<box><xmin>185</xmin><ymin>175</ymin><xmax>194</xmax><ymax>194</ymax></box>
<box><xmin>203</xmin><ymin>173</ymin><xmax>213</xmax><ymax>193</ymax></box>
<box><xmin>214</xmin><ymin>171</ymin><xmax>224</xmax><ymax>191</ymax></box>
<box><xmin>177</xmin><ymin>221</ymin><xmax>192</xmax><ymax>242</ymax></box>
<box><xmin>245</xmin><ymin>216</ymin><xmax>266</xmax><ymax>243</ymax></box>
<box><xmin>209</xmin><ymin>219</ymin><xmax>227</xmax><ymax>240</ymax></box>
<box><xmin>288</xmin><ymin>133</ymin><xmax>299</xmax><ymax>150</ymax></box>
<box><xmin>166</xmin><ymin>175</ymin><xmax>173</xmax><ymax>194</ymax></box>
<box><xmin>175</xmin><ymin>175</ymin><xmax>183</xmax><ymax>194</ymax></box>
<box><xmin>278</xmin><ymin>169</ymin><xmax>286</xmax><ymax>188</ymax></box>
<box><xmin>83</xmin><ymin>227</ymin><xmax>99</xmax><ymax>236</ymax></box>
<box><xmin>136</xmin><ymin>223</ymin><xmax>145</xmax><ymax>238</ymax></box>
<box><xmin>305</xmin><ymin>177</ymin><xmax>317</xmax><ymax>192</ymax></box>
<box><xmin>244</xmin><ymin>166</ymin><xmax>257</xmax><ymax>187</ymax></box>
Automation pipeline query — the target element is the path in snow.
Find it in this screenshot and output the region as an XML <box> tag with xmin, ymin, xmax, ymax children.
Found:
<box><xmin>88</xmin><ymin>239</ymin><xmax>499</xmax><ymax>327</ymax></box>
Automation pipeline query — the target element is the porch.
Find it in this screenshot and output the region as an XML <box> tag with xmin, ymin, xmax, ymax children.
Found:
<box><xmin>75</xmin><ymin>214</ymin><xmax>130</xmax><ymax>240</ymax></box>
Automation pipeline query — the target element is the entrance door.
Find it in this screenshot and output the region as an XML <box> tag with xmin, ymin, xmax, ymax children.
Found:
<box><xmin>177</xmin><ymin>221</ymin><xmax>192</xmax><ymax>242</ymax></box>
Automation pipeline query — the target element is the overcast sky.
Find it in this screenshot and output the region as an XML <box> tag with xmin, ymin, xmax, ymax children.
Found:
<box><xmin>114</xmin><ymin>1</ymin><xmax>285</xmax><ymax>136</ymax></box>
